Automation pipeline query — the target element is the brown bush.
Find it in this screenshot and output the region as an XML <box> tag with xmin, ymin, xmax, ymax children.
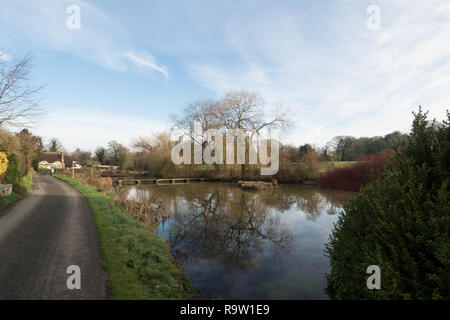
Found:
<box><xmin>317</xmin><ymin>149</ymin><xmax>395</xmax><ymax>191</ymax></box>
<box><xmin>115</xmin><ymin>188</ymin><xmax>170</xmax><ymax>231</ymax></box>
<box><xmin>70</xmin><ymin>168</ymin><xmax>112</xmax><ymax>193</ymax></box>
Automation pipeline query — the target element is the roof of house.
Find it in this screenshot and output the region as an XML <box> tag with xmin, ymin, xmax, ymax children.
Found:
<box><xmin>40</xmin><ymin>152</ymin><xmax>73</xmax><ymax>167</ymax></box>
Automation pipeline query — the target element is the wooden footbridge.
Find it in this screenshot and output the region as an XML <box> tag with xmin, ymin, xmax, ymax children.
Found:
<box><xmin>112</xmin><ymin>177</ymin><xmax>213</xmax><ymax>186</ymax></box>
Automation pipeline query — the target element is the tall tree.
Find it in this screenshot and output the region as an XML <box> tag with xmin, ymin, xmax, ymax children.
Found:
<box><xmin>173</xmin><ymin>90</ymin><xmax>290</xmax><ymax>141</ymax></box>
<box><xmin>298</xmin><ymin>144</ymin><xmax>314</xmax><ymax>159</ymax></box>
<box><xmin>326</xmin><ymin>108</ymin><xmax>450</xmax><ymax>299</ymax></box>
<box><xmin>0</xmin><ymin>51</ymin><xmax>43</xmax><ymax>127</ymax></box>
<box><xmin>46</xmin><ymin>138</ymin><xmax>64</xmax><ymax>152</ymax></box>
<box><xmin>172</xmin><ymin>90</ymin><xmax>290</xmax><ymax>176</ymax></box>
<box><xmin>107</xmin><ymin>140</ymin><xmax>128</xmax><ymax>168</ymax></box>
<box><xmin>94</xmin><ymin>146</ymin><xmax>106</xmax><ymax>164</ymax></box>
<box><xmin>72</xmin><ymin>148</ymin><xmax>91</xmax><ymax>165</ymax></box>
<box><xmin>16</xmin><ymin>129</ymin><xmax>43</xmax><ymax>172</ymax></box>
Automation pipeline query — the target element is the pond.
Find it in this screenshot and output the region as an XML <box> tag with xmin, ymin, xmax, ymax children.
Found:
<box><xmin>125</xmin><ymin>183</ymin><xmax>355</xmax><ymax>299</ymax></box>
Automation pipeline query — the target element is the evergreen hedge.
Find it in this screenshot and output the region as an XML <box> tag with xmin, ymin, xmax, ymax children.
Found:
<box><xmin>326</xmin><ymin>108</ymin><xmax>449</xmax><ymax>299</ymax></box>
<box><xmin>4</xmin><ymin>153</ymin><xmax>21</xmax><ymax>184</ymax></box>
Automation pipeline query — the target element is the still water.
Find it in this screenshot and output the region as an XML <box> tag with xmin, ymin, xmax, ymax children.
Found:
<box><xmin>127</xmin><ymin>183</ymin><xmax>354</xmax><ymax>299</ymax></box>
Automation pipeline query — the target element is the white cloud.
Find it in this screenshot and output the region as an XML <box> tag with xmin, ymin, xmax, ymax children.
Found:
<box><xmin>187</xmin><ymin>0</ymin><xmax>450</xmax><ymax>146</ymax></box>
<box><xmin>124</xmin><ymin>51</ymin><xmax>169</xmax><ymax>78</ymax></box>
<box><xmin>3</xmin><ymin>0</ymin><xmax>449</xmax><ymax>148</ymax></box>
<box><xmin>0</xmin><ymin>0</ymin><xmax>168</xmax><ymax>77</ymax></box>
<box><xmin>32</xmin><ymin>108</ymin><xmax>170</xmax><ymax>152</ymax></box>
<box><xmin>0</xmin><ymin>50</ymin><xmax>12</xmax><ymax>61</ymax></box>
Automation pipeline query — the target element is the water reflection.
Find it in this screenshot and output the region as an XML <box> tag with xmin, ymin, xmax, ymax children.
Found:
<box><xmin>168</xmin><ymin>189</ymin><xmax>294</xmax><ymax>270</ymax></box>
<box><xmin>126</xmin><ymin>183</ymin><xmax>354</xmax><ymax>299</ymax></box>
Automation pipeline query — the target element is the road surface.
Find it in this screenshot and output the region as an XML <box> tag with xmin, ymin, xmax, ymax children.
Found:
<box><xmin>0</xmin><ymin>174</ymin><xmax>108</xmax><ymax>300</ymax></box>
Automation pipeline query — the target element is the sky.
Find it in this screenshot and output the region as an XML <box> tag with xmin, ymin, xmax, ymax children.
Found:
<box><xmin>0</xmin><ymin>0</ymin><xmax>449</xmax><ymax>152</ymax></box>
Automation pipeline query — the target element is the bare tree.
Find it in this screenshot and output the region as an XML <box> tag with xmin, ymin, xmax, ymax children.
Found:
<box><xmin>220</xmin><ymin>90</ymin><xmax>290</xmax><ymax>134</ymax></box>
<box><xmin>326</xmin><ymin>136</ymin><xmax>356</xmax><ymax>161</ymax></box>
<box><xmin>172</xmin><ymin>90</ymin><xmax>291</xmax><ymax>176</ymax></box>
<box><xmin>171</xmin><ymin>98</ymin><xmax>223</xmax><ymax>145</ymax></box>
<box><xmin>172</xmin><ymin>90</ymin><xmax>291</xmax><ymax>140</ymax></box>
<box><xmin>0</xmin><ymin>51</ymin><xmax>44</xmax><ymax>127</ymax></box>
<box><xmin>131</xmin><ymin>132</ymin><xmax>174</xmax><ymax>173</ymax></box>
<box><xmin>132</xmin><ymin>132</ymin><xmax>173</xmax><ymax>152</ymax></box>
<box><xmin>72</xmin><ymin>148</ymin><xmax>92</xmax><ymax>165</ymax></box>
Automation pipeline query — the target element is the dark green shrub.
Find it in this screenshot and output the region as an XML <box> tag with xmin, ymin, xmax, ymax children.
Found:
<box><xmin>326</xmin><ymin>108</ymin><xmax>450</xmax><ymax>300</ymax></box>
<box><xmin>12</xmin><ymin>183</ymin><xmax>27</xmax><ymax>196</ymax></box>
<box><xmin>4</xmin><ymin>153</ymin><xmax>21</xmax><ymax>184</ymax></box>
<box><xmin>32</xmin><ymin>158</ymin><xmax>39</xmax><ymax>172</ymax></box>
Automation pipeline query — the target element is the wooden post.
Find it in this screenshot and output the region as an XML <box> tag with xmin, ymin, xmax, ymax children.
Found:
<box><xmin>72</xmin><ymin>161</ymin><xmax>75</xmax><ymax>179</ymax></box>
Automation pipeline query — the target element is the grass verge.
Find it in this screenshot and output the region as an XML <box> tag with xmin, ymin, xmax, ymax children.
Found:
<box><xmin>0</xmin><ymin>171</ymin><xmax>34</xmax><ymax>211</ymax></box>
<box><xmin>319</xmin><ymin>161</ymin><xmax>357</xmax><ymax>173</ymax></box>
<box><xmin>54</xmin><ymin>174</ymin><xmax>194</xmax><ymax>300</ymax></box>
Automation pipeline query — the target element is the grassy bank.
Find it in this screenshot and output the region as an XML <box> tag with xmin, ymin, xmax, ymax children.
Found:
<box><xmin>0</xmin><ymin>171</ymin><xmax>34</xmax><ymax>211</ymax></box>
<box><xmin>54</xmin><ymin>174</ymin><xmax>194</xmax><ymax>300</ymax></box>
<box><xmin>318</xmin><ymin>161</ymin><xmax>356</xmax><ymax>173</ymax></box>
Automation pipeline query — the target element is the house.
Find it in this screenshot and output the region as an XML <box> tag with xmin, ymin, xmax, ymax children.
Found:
<box><xmin>39</xmin><ymin>152</ymin><xmax>75</xmax><ymax>169</ymax></box>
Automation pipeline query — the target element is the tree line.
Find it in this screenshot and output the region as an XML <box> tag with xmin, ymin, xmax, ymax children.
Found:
<box><xmin>0</xmin><ymin>50</ymin><xmax>44</xmax><ymax>185</ymax></box>
<box><xmin>0</xmin><ymin>50</ymin><xmax>408</xmax><ymax>183</ymax></box>
<box><xmin>51</xmin><ymin>90</ymin><xmax>410</xmax><ymax>183</ymax></box>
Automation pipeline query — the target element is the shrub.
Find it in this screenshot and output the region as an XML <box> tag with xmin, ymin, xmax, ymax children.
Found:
<box><xmin>0</xmin><ymin>152</ymin><xmax>8</xmax><ymax>182</ymax></box>
<box><xmin>4</xmin><ymin>153</ymin><xmax>21</xmax><ymax>184</ymax></box>
<box><xmin>32</xmin><ymin>158</ymin><xmax>39</xmax><ymax>172</ymax></box>
<box><xmin>326</xmin><ymin>109</ymin><xmax>450</xmax><ymax>299</ymax></box>
<box><xmin>67</xmin><ymin>168</ymin><xmax>113</xmax><ymax>193</ymax></box>
<box><xmin>12</xmin><ymin>183</ymin><xmax>27</xmax><ymax>196</ymax></box>
<box><xmin>317</xmin><ymin>149</ymin><xmax>395</xmax><ymax>191</ymax></box>
<box><xmin>277</xmin><ymin>163</ymin><xmax>309</xmax><ymax>183</ymax></box>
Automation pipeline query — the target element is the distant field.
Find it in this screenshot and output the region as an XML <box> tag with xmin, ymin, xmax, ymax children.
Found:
<box><xmin>319</xmin><ymin>161</ymin><xmax>357</xmax><ymax>173</ymax></box>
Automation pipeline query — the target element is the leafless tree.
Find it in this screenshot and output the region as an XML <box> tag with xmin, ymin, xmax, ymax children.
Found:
<box><xmin>132</xmin><ymin>132</ymin><xmax>173</xmax><ymax>152</ymax></box>
<box><xmin>171</xmin><ymin>90</ymin><xmax>291</xmax><ymax>175</ymax></box>
<box><xmin>220</xmin><ymin>90</ymin><xmax>290</xmax><ymax>134</ymax></box>
<box><xmin>172</xmin><ymin>90</ymin><xmax>291</xmax><ymax>138</ymax></box>
<box><xmin>0</xmin><ymin>51</ymin><xmax>44</xmax><ymax>128</ymax></box>
<box><xmin>171</xmin><ymin>98</ymin><xmax>223</xmax><ymax>145</ymax></box>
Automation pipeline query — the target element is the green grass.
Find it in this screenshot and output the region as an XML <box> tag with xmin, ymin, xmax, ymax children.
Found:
<box><xmin>20</xmin><ymin>172</ymin><xmax>34</xmax><ymax>192</ymax></box>
<box><xmin>319</xmin><ymin>161</ymin><xmax>357</xmax><ymax>173</ymax></box>
<box><xmin>54</xmin><ymin>174</ymin><xmax>194</xmax><ymax>300</ymax></box>
<box><xmin>0</xmin><ymin>171</ymin><xmax>34</xmax><ymax>211</ymax></box>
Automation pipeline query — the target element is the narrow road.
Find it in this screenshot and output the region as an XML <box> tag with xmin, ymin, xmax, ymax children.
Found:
<box><xmin>0</xmin><ymin>174</ymin><xmax>108</xmax><ymax>300</ymax></box>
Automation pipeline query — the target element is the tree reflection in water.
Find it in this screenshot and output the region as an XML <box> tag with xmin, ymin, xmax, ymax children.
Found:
<box><xmin>127</xmin><ymin>184</ymin><xmax>354</xmax><ymax>271</ymax></box>
<box><xmin>168</xmin><ymin>189</ymin><xmax>294</xmax><ymax>270</ymax></box>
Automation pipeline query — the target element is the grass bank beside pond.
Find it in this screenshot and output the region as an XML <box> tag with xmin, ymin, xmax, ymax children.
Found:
<box><xmin>0</xmin><ymin>171</ymin><xmax>34</xmax><ymax>211</ymax></box>
<box><xmin>54</xmin><ymin>174</ymin><xmax>194</xmax><ymax>300</ymax></box>
<box><xmin>318</xmin><ymin>161</ymin><xmax>356</xmax><ymax>173</ymax></box>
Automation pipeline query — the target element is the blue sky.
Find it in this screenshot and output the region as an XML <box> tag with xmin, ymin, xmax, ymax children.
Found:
<box><xmin>0</xmin><ymin>0</ymin><xmax>449</xmax><ymax>152</ymax></box>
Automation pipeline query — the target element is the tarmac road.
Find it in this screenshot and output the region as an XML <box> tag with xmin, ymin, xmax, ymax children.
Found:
<box><xmin>0</xmin><ymin>174</ymin><xmax>108</xmax><ymax>300</ymax></box>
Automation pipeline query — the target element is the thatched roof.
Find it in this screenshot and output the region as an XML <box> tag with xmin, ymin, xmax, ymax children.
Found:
<box><xmin>40</xmin><ymin>152</ymin><xmax>73</xmax><ymax>167</ymax></box>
